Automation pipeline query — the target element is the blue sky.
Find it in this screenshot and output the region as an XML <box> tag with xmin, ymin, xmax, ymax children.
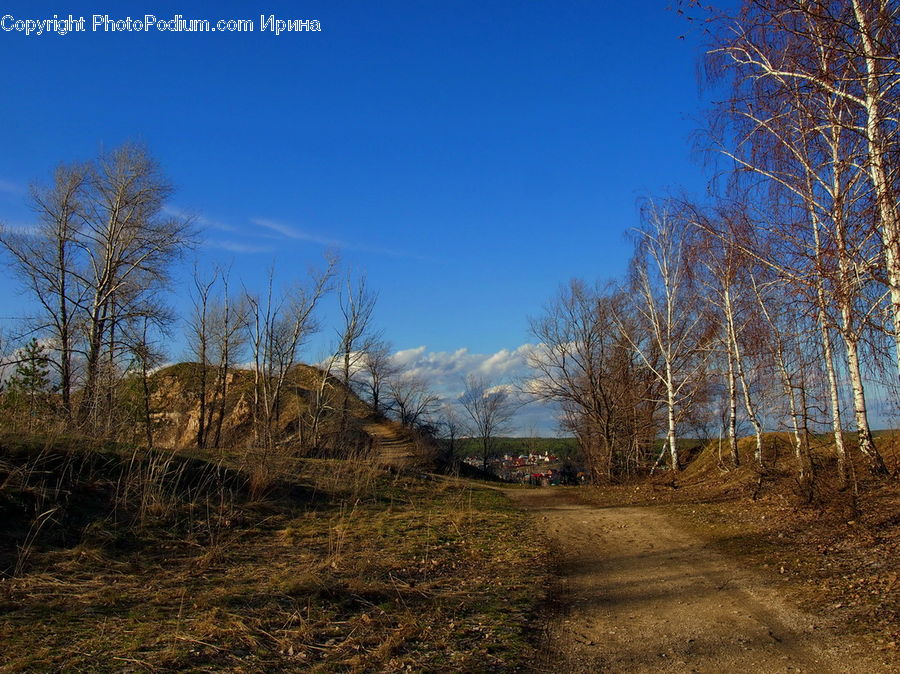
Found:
<box><xmin>0</xmin><ymin>1</ymin><xmax>720</xmax><ymax>432</ymax></box>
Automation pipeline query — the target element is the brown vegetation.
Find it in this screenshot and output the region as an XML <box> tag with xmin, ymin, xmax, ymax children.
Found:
<box><xmin>0</xmin><ymin>434</ymin><xmax>546</xmax><ymax>672</ymax></box>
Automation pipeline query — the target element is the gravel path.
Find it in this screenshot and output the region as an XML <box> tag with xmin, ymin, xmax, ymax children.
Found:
<box><xmin>506</xmin><ymin>488</ymin><xmax>894</xmax><ymax>674</ymax></box>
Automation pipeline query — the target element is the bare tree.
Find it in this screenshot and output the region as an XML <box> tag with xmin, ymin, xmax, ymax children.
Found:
<box><xmin>710</xmin><ymin>0</ymin><xmax>900</xmax><ymax>384</ymax></box>
<box><xmin>123</xmin><ymin>313</ymin><xmax>168</xmax><ymax>449</ymax></box>
<box><xmin>0</xmin><ymin>164</ymin><xmax>89</xmax><ymax>422</ymax></box>
<box><xmin>354</xmin><ymin>339</ymin><xmax>398</xmax><ymax>416</ymax></box>
<box><xmin>76</xmin><ymin>144</ymin><xmax>194</xmax><ymax>432</ymax></box>
<box><xmin>437</xmin><ymin>402</ymin><xmax>464</xmax><ymax>464</ymax></box>
<box><xmin>705</xmin><ymin>5</ymin><xmax>892</xmax><ymax>479</ymax></box>
<box><xmin>37</xmin><ymin>168</ymin><xmax>87</xmax><ymax>424</ymax></box>
<box><xmin>690</xmin><ymin>214</ymin><xmax>768</xmax><ymax>470</ymax></box>
<box><xmin>0</xmin><ymin>145</ymin><xmax>193</xmax><ymax>435</ymax></box>
<box><xmin>207</xmin><ymin>271</ymin><xmax>249</xmax><ymax>449</ymax></box>
<box><xmin>336</xmin><ymin>272</ymin><xmax>377</xmax><ymax>442</ymax></box>
<box><xmin>299</xmin><ymin>351</ymin><xmax>339</xmax><ymax>450</ymax></box>
<box><xmin>459</xmin><ymin>375</ymin><xmax>517</xmax><ymax>473</ymax></box>
<box><xmin>386</xmin><ymin>373</ymin><xmax>440</xmax><ymax>429</ymax></box>
<box><xmin>187</xmin><ymin>265</ymin><xmax>219</xmax><ymax>449</ymax></box>
<box><xmin>621</xmin><ymin>202</ymin><xmax>711</xmax><ymax>474</ymax></box>
<box><xmin>751</xmin><ymin>274</ymin><xmax>815</xmax><ymax>493</ymax></box>
<box><xmin>246</xmin><ymin>258</ymin><xmax>336</xmax><ymax>452</ymax></box>
<box><xmin>527</xmin><ymin>280</ymin><xmax>658</xmax><ymax>481</ymax></box>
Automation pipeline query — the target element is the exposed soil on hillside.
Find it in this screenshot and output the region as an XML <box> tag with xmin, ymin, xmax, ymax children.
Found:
<box><xmin>147</xmin><ymin>363</ymin><xmax>434</xmax><ymax>472</ymax></box>
<box><xmin>507</xmin><ymin>487</ymin><xmax>898</xmax><ymax>673</ymax></box>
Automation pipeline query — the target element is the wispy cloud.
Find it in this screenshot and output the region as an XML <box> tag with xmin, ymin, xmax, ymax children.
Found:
<box><xmin>165</xmin><ymin>206</ymin><xmax>276</xmax><ymax>254</ymax></box>
<box><xmin>251</xmin><ymin>217</ymin><xmax>426</xmax><ymax>260</ymax></box>
<box><xmin>0</xmin><ymin>179</ymin><xmax>24</xmax><ymax>195</ymax></box>
<box><xmin>164</xmin><ymin>205</ymin><xmax>238</xmax><ymax>233</ymax></box>
<box><xmin>163</xmin><ymin>205</ymin><xmax>427</xmax><ymax>260</ymax></box>
<box><xmin>0</xmin><ymin>222</ymin><xmax>38</xmax><ymax>237</ymax></box>
<box><xmin>252</xmin><ymin>218</ymin><xmax>344</xmax><ymax>247</ymax></box>
<box><xmin>203</xmin><ymin>239</ymin><xmax>274</xmax><ymax>254</ymax></box>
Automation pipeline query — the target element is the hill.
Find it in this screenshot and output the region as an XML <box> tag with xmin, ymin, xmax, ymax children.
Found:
<box><xmin>146</xmin><ymin>362</ymin><xmax>435</xmax><ymax>473</ymax></box>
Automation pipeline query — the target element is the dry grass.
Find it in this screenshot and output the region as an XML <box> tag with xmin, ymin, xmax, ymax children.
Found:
<box><xmin>0</xmin><ymin>439</ymin><xmax>547</xmax><ymax>672</ymax></box>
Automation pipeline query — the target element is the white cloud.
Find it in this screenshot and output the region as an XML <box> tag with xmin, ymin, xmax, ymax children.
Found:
<box><xmin>392</xmin><ymin>345</ymin><xmax>428</xmax><ymax>368</ymax></box>
<box><xmin>476</xmin><ymin>344</ymin><xmax>535</xmax><ymax>378</ymax></box>
<box><xmin>251</xmin><ymin>216</ymin><xmax>426</xmax><ymax>260</ymax></box>
<box><xmin>0</xmin><ymin>179</ymin><xmax>24</xmax><ymax>195</ymax></box>
<box><xmin>385</xmin><ymin>343</ymin><xmax>545</xmax><ymax>410</ymax></box>
<box><xmin>0</xmin><ymin>222</ymin><xmax>39</xmax><ymax>237</ymax></box>
<box><xmin>203</xmin><ymin>239</ymin><xmax>273</xmax><ymax>254</ymax></box>
<box><xmin>319</xmin><ymin>343</ymin><xmax>538</xmax><ymax>401</ymax></box>
<box><xmin>164</xmin><ymin>205</ymin><xmax>238</xmax><ymax>233</ymax></box>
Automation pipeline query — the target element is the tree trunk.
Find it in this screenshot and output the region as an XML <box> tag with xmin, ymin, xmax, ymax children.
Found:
<box><xmin>851</xmin><ymin>0</ymin><xmax>900</xmax><ymax>384</ymax></box>
<box><xmin>665</xmin><ymin>363</ymin><xmax>679</xmax><ymax>472</ymax></box>
<box><xmin>818</xmin><ymin>302</ymin><xmax>848</xmax><ymax>490</ymax></box>
<box><xmin>724</xmin><ymin>287</ymin><xmax>764</xmax><ymax>470</ymax></box>
<box><xmin>56</xmin><ymin>233</ymin><xmax>72</xmax><ymax>421</ymax></box>
<box><xmin>844</xmin><ymin>330</ymin><xmax>887</xmax><ymax>474</ymax></box>
<box><xmin>142</xmin><ymin>352</ymin><xmax>153</xmax><ymax>449</ymax></box>
<box><xmin>726</xmin><ymin>345</ymin><xmax>739</xmax><ymax>468</ymax></box>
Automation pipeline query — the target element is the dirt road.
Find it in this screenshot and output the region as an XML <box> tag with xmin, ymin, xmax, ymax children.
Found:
<box><xmin>506</xmin><ymin>488</ymin><xmax>894</xmax><ymax>674</ymax></box>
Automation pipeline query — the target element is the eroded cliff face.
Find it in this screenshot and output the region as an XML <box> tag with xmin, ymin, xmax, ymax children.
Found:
<box><xmin>145</xmin><ymin>363</ymin><xmax>383</xmax><ymax>455</ymax></box>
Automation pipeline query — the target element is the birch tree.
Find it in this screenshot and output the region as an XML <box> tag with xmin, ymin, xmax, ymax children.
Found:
<box><xmin>622</xmin><ymin>202</ymin><xmax>711</xmax><ymax>473</ymax></box>
<box><xmin>707</xmin><ymin>4</ymin><xmax>891</xmax><ymax>478</ymax></box>
<box><xmin>691</xmin><ymin>219</ymin><xmax>765</xmax><ymax>468</ymax></box>
<box><xmin>751</xmin><ymin>274</ymin><xmax>815</xmax><ymax>492</ymax></box>
<box><xmin>711</xmin><ymin>0</ymin><xmax>900</xmax><ymax>383</ymax></box>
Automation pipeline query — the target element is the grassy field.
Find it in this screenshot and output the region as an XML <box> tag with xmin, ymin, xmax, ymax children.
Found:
<box><xmin>0</xmin><ymin>437</ymin><xmax>547</xmax><ymax>672</ymax></box>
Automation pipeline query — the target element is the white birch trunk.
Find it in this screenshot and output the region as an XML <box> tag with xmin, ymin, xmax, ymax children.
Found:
<box><xmin>666</xmin><ymin>364</ymin><xmax>678</xmax><ymax>472</ymax></box>
<box><xmin>724</xmin><ymin>286</ymin><xmax>764</xmax><ymax>469</ymax></box>
<box><xmin>818</xmin><ymin>298</ymin><xmax>848</xmax><ymax>489</ymax></box>
<box><xmin>851</xmin><ymin>0</ymin><xmax>900</xmax><ymax>382</ymax></box>
<box><xmin>843</xmin><ymin>328</ymin><xmax>886</xmax><ymax>473</ymax></box>
<box><xmin>726</xmin><ymin>346</ymin><xmax>739</xmax><ymax>468</ymax></box>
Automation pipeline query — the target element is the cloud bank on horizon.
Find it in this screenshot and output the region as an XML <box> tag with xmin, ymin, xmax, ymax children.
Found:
<box><xmin>387</xmin><ymin>343</ymin><xmax>560</xmax><ymax>436</ymax></box>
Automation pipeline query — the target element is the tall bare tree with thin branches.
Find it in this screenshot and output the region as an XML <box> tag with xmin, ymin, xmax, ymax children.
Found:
<box><xmin>621</xmin><ymin>202</ymin><xmax>712</xmax><ymax>474</ymax></box>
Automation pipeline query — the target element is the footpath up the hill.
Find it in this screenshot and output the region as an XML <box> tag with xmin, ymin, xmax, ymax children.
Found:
<box><xmin>362</xmin><ymin>420</ymin><xmax>426</xmax><ymax>471</ymax></box>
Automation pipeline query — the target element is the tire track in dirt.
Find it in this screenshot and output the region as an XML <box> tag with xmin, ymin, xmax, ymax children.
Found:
<box><xmin>506</xmin><ymin>488</ymin><xmax>893</xmax><ymax>674</ymax></box>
